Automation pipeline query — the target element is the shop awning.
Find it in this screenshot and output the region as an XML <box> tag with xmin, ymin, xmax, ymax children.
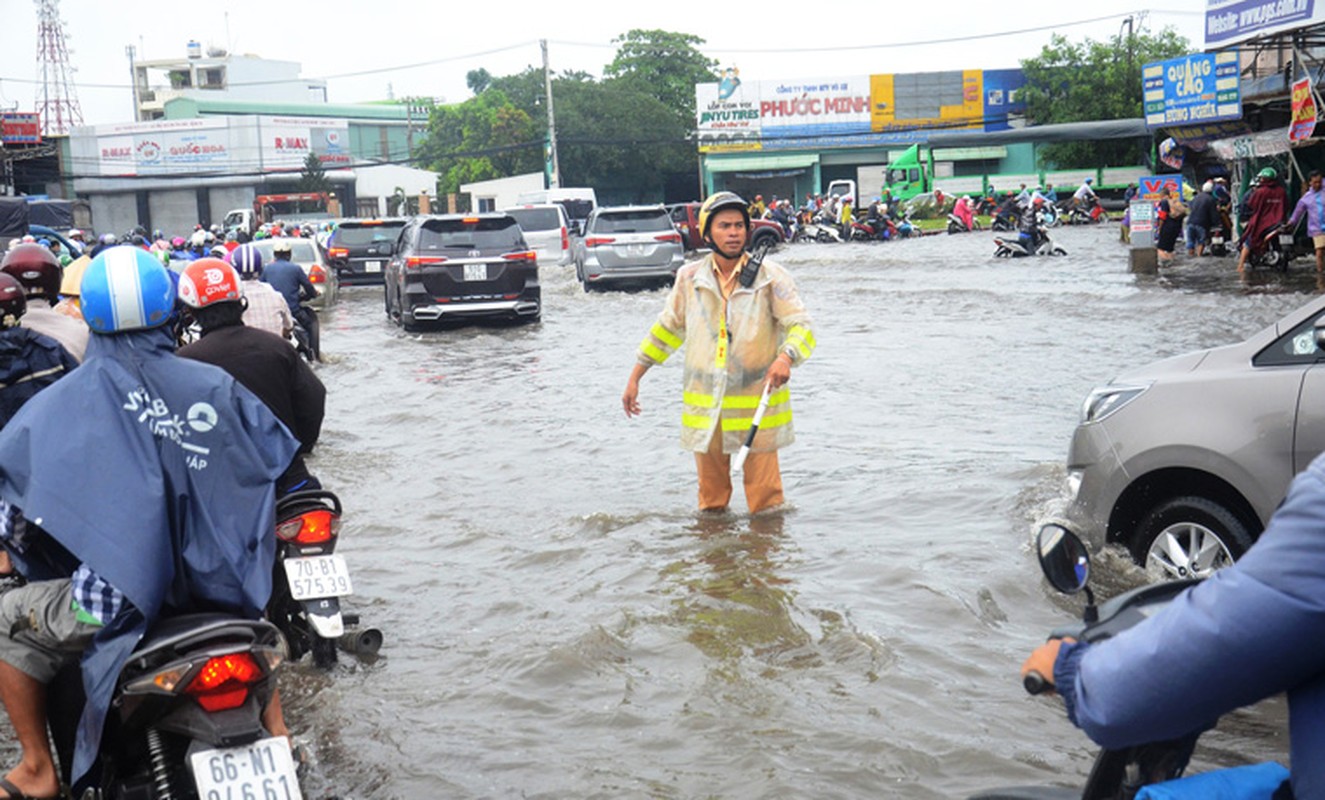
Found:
<box><xmin>705</xmin><ymin>154</ymin><xmax>820</xmax><ymax>172</ymax></box>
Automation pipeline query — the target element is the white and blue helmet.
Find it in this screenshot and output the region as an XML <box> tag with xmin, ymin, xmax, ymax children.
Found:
<box><xmin>81</xmin><ymin>246</ymin><xmax>176</xmax><ymax>334</ymax></box>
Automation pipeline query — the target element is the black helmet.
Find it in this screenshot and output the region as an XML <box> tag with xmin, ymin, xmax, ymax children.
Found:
<box><xmin>0</xmin><ymin>273</ymin><xmax>25</xmax><ymax>328</ymax></box>
<box><xmin>698</xmin><ymin>191</ymin><xmax>750</xmax><ymax>239</ymax></box>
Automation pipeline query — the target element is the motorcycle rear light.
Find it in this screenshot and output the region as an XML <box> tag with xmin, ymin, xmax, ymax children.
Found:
<box><xmin>501</xmin><ymin>251</ymin><xmax>537</xmax><ymax>262</ymax></box>
<box><xmin>584</xmin><ymin>237</ymin><xmax>616</xmax><ymax>247</ymax></box>
<box><xmin>406</xmin><ymin>256</ymin><xmax>447</xmax><ymax>269</ymax></box>
<box><xmin>328</xmin><ymin>247</ymin><xmax>349</xmax><ymax>259</ymax></box>
<box><xmin>275</xmin><ymin>509</ymin><xmax>340</xmax><ymax>544</ymax></box>
<box><xmin>654</xmin><ymin>232</ymin><xmax>682</xmax><ymax>243</ymax></box>
<box><xmin>308</xmin><ymin>264</ymin><xmax>328</xmax><ymax>284</ymax></box>
<box><xmin>185</xmin><ymin>653</ymin><xmax>262</xmax><ymax>713</ymax></box>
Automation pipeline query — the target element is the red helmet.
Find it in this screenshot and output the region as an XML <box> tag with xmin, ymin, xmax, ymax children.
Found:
<box><xmin>1</xmin><ymin>243</ymin><xmax>61</xmax><ymax>303</ymax></box>
<box><xmin>177</xmin><ymin>257</ymin><xmax>242</xmax><ymax>309</ymax></box>
<box><xmin>0</xmin><ymin>273</ymin><xmax>26</xmax><ymax>328</ymax></box>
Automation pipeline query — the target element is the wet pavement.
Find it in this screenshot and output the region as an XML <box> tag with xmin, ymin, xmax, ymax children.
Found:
<box><xmin>13</xmin><ymin>223</ymin><xmax>1316</xmax><ymax>798</ymax></box>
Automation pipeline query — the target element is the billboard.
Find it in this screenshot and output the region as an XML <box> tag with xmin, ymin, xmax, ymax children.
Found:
<box><xmin>695</xmin><ymin>69</ymin><xmax>1025</xmax><ymax>153</ymax></box>
<box><xmin>1205</xmin><ymin>0</ymin><xmax>1324</xmax><ymax>48</ymax></box>
<box><xmin>1143</xmin><ymin>52</ymin><xmax>1241</xmax><ymax>129</ymax></box>
<box><xmin>79</xmin><ymin>116</ymin><xmax>353</xmax><ymax>176</ymax></box>
<box><xmin>0</xmin><ymin>112</ymin><xmax>41</xmax><ymax>145</ymax></box>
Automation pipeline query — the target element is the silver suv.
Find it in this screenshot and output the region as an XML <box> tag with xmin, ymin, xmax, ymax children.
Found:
<box><xmin>1061</xmin><ymin>293</ymin><xmax>1325</xmax><ymax>581</ymax></box>
<box><xmin>572</xmin><ymin>205</ymin><xmax>685</xmax><ymax>291</ymax></box>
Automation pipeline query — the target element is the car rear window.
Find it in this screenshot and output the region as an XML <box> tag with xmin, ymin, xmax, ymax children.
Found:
<box><xmin>504</xmin><ymin>208</ymin><xmax>563</xmax><ymax>232</ymax></box>
<box><xmin>418</xmin><ymin>217</ymin><xmax>524</xmax><ymax>252</ymax></box>
<box><xmin>334</xmin><ymin>222</ymin><xmax>406</xmax><ymax>247</ymax></box>
<box><xmin>256</xmin><ymin>241</ymin><xmax>318</xmax><ymax>262</ymax></box>
<box><xmin>557</xmin><ymin>199</ymin><xmax>594</xmax><ymax>222</ymax></box>
<box><xmin>591</xmin><ymin>211</ymin><xmax>671</xmax><ymax>234</ymax></box>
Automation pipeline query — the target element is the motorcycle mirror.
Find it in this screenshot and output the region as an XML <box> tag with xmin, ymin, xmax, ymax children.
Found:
<box><xmin>1036</xmin><ymin>523</ymin><xmax>1091</xmax><ymax>595</ymax></box>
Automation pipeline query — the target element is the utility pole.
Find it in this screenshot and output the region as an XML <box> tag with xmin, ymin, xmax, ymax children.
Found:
<box><xmin>126</xmin><ymin>44</ymin><xmax>139</xmax><ymax>122</ymax></box>
<box><xmin>541</xmin><ymin>39</ymin><xmax>561</xmax><ymax>189</ymax></box>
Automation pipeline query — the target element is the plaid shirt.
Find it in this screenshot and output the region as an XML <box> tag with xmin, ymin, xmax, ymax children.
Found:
<box><xmin>0</xmin><ymin>499</ymin><xmax>123</xmax><ymax>626</ymax></box>
<box><xmin>241</xmin><ymin>281</ymin><xmax>293</xmax><ymax>338</ymax></box>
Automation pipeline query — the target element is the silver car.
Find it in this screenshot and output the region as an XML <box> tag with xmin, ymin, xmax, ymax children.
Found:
<box><xmin>572</xmin><ymin>205</ymin><xmax>685</xmax><ymax>291</ymax></box>
<box><xmin>1060</xmin><ymin>293</ymin><xmax>1325</xmax><ymax>581</ymax></box>
<box><xmin>503</xmin><ymin>204</ymin><xmax>571</xmax><ymax>267</ymax></box>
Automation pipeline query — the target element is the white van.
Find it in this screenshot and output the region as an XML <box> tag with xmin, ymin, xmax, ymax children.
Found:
<box><xmin>503</xmin><ymin>203</ymin><xmax>572</xmax><ymax>267</ymax></box>
<box><xmin>515</xmin><ymin>187</ymin><xmax>597</xmax><ymax>232</ymax></box>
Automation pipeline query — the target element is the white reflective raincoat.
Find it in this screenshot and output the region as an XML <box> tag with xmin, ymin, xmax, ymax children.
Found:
<box><xmin>636</xmin><ymin>253</ymin><xmax>815</xmax><ymax>453</ymax></box>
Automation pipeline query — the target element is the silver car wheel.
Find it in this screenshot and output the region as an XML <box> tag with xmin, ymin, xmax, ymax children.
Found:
<box><xmin>1145</xmin><ymin>521</ymin><xmax>1236</xmax><ymax>581</ymax></box>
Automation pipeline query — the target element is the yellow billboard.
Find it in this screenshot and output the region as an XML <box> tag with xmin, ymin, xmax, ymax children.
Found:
<box><xmin>870</xmin><ymin>70</ymin><xmax>984</xmax><ymax>133</ymax></box>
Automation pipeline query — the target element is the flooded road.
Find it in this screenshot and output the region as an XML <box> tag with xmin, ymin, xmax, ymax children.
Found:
<box><xmin>205</xmin><ymin>226</ymin><xmax>1323</xmax><ymax>796</ymax></box>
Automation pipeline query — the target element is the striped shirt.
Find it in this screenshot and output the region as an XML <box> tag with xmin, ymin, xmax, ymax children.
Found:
<box><xmin>0</xmin><ymin>499</ymin><xmax>123</xmax><ymax>626</ymax></box>
<box><xmin>242</xmin><ymin>281</ymin><xmax>293</xmax><ymax>338</ymax></box>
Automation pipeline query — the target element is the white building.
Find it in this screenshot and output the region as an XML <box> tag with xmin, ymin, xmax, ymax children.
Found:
<box><xmin>131</xmin><ymin>42</ymin><xmax>327</xmax><ymax>121</ymax></box>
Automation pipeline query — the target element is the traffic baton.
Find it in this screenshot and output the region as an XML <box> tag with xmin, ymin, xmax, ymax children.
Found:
<box><xmin>732</xmin><ymin>382</ymin><xmax>772</xmax><ymax>474</ymax></box>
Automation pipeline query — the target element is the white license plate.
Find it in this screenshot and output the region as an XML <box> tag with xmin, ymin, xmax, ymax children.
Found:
<box><xmin>283</xmin><ymin>555</ymin><xmax>353</xmax><ymax>601</ymax></box>
<box><xmin>1212</xmin><ymin>236</ymin><xmax>1224</xmax><ymax>245</ymax></box>
<box><xmin>626</xmin><ymin>244</ymin><xmax>646</xmax><ymax>256</ymax></box>
<box><xmin>463</xmin><ymin>263</ymin><xmax>486</xmax><ymax>281</ymax></box>
<box><xmin>1280</xmin><ymin>234</ymin><xmax>1295</xmax><ymax>246</ymax></box>
<box><xmin>365</xmin><ymin>260</ymin><xmax>382</xmax><ymax>273</ymax></box>
<box><xmin>191</xmin><ymin>736</ymin><xmax>303</xmax><ymax>800</ymax></box>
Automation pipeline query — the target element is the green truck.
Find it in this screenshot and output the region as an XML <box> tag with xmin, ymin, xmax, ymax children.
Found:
<box><xmin>878</xmin><ymin>144</ymin><xmax>1147</xmax><ymax>202</ymax></box>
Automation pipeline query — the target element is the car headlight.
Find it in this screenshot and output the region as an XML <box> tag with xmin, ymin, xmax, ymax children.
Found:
<box><xmin>1080</xmin><ymin>384</ymin><xmax>1149</xmax><ymax>423</ymax></box>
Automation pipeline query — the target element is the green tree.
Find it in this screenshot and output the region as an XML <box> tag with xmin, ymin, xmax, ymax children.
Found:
<box><xmin>1019</xmin><ymin>26</ymin><xmax>1189</xmax><ymax>168</ymax></box>
<box><xmin>297</xmin><ymin>151</ymin><xmax>329</xmax><ymax>193</ymax></box>
<box><xmin>415</xmin><ymin>89</ymin><xmax>541</xmax><ymax>194</ymax></box>
<box><xmin>466</xmin><ymin>68</ymin><xmax>492</xmax><ymax>96</ymax></box>
<box><xmin>604</xmin><ymin>29</ymin><xmax>718</xmax><ymax>126</ymax></box>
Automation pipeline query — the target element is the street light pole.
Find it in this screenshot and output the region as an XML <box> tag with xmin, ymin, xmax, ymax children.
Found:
<box><xmin>541</xmin><ymin>39</ymin><xmax>561</xmax><ymax>189</ymax></box>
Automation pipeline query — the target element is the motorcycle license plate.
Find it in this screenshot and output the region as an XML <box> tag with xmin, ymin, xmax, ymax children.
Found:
<box><xmin>283</xmin><ymin>554</ymin><xmax>353</xmax><ymax>601</ymax></box>
<box><xmin>190</xmin><ymin>736</ymin><xmax>303</xmax><ymax>800</ymax></box>
<box><xmin>1280</xmin><ymin>234</ymin><xmax>1295</xmax><ymax>246</ymax></box>
<box><xmin>365</xmin><ymin>260</ymin><xmax>382</xmax><ymax>273</ymax></box>
<box><xmin>1212</xmin><ymin>236</ymin><xmax>1224</xmax><ymax>245</ymax></box>
<box><xmin>463</xmin><ymin>263</ymin><xmax>486</xmax><ymax>281</ymax></box>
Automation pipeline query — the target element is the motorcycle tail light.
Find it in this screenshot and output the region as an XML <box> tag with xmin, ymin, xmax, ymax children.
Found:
<box><xmin>185</xmin><ymin>653</ymin><xmax>263</xmax><ymax>712</ymax></box>
<box><xmin>275</xmin><ymin>509</ymin><xmax>340</xmax><ymax>544</ymax></box>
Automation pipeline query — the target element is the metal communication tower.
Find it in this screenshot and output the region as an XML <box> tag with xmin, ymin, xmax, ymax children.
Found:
<box><xmin>33</xmin><ymin>0</ymin><xmax>83</xmax><ymax>136</ymax></box>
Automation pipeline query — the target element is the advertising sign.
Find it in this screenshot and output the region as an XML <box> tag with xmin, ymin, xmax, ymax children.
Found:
<box><xmin>695</xmin><ymin>69</ymin><xmax>1026</xmax><ymax>153</ymax></box>
<box><xmin>1143</xmin><ymin>52</ymin><xmax>1241</xmax><ymax>129</ymax></box>
<box><xmin>259</xmin><ymin>116</ymin><xmax>353</xmax><ymax>170</ymax></box>
<box><xmin>0</xmin><ymin>112</ymin><xmax>41</xmax><ymax>145</ymax></box>
<box><xmin>1290</xmin><ymin>76</ymin><xmax>1318</xmax><ymax>141</ymax></box>
<box><xmin>1137</xmin><ymin>174</ymin><xmax>1185</xmax><ymax>202</ymax></box>
<box><xmin>1206</xmin><ymin>0</ymin><xmax>1323</xmax><ymax>48</ymax></box>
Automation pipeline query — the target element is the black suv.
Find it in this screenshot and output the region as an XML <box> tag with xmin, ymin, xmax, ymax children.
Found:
<box><xmin>326</xmin><ymin>218</ymin><xmax>408</xmax><ymax>286</ymax></box>
<box><xmin>384</xmin><ymin>213</ymin><xmax>541</xmax><ymax>329</ymax></box>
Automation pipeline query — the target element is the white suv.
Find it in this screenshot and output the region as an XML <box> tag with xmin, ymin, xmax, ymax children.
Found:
<box><xmin>502</xmin><ymin>204</ymin><xmax>571</xmax><ymax>267</ymax></box>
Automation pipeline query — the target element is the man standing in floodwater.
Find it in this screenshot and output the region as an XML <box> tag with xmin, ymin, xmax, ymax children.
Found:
<box><xmin>622</xmin><ymin>191</ymin><xmax>815</xmax><ymax>514</ymax></box>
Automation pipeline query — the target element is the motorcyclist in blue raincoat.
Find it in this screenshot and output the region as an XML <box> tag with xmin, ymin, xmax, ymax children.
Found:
<box><xmin>1023</xmin><ymin>450</ymin><xmax>1325</xmax><ymax>799</ymax></box>
<box><xmin>0</xmin><ymin>246</ymin><xmax>301</xmax><ymax>797</ymax></box>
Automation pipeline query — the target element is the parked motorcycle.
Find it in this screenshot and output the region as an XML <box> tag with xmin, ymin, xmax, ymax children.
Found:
<box><xmin>267</xmin><ymin>489</ymin><xmax>381</xmax><ymax>668</ymax></box>
<box><xmin>1206</xmin><ymin>224</ymin><xmax>1231</xmax><ymax>257</ymax></box>
<box><xmin>993</xmin><ymin>227</ymin><xmax>1067</xmax><ymax>258</ymax></box>
<box><xmin>49</xmin><ymin>615</ymin><xmax>298</xmax><ymax>799</ymax></box>
<box><xmin>970</xmin><ymin>524</ymin><xmax>1265</xmax><ymax>800</ymax></box>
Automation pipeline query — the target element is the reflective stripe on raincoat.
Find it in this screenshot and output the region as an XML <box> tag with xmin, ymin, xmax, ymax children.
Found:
<box><xmin>636</xmin><ymin>253</ymin><xmax>814</xmax><ymax>453</ymax></box>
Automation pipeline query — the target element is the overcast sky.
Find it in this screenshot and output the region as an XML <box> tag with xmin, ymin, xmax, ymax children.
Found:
<box><xmin>0</xmin><ymin>1</ymin><xmax>1205</xmax><ymax>128</ymax></box>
